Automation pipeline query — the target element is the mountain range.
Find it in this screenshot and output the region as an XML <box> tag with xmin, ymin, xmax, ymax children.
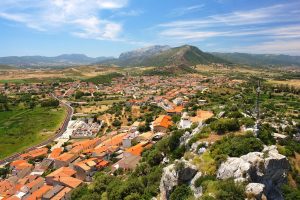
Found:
<box><xmin>0</xmin><ymin>45</ymin><xmax>300</xmax><ymax>68</ymax></box>
<box><xmin>211</xmin><ymin>52</ymin><xmax>300</xmax><ymax>67</ymax></box>
<box><xmin>0</xmin><ymin>54</ymin><xmax>113</xmax><ymax>68</ymax></box>
<box><xmin>101</xmin><ymin>45</ymin><xmax>228</xmax><ymax>67</ymax></box>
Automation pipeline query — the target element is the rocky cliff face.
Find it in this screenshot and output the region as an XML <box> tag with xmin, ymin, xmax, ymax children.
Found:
<box><xmin>217</xmin><ymin>146</ymin><xmax>290</xmax><ymax>200</ymax></box>
<box><xmin>159</xmin><ymin>159</ymin><xmax>198</xmax><ymax>200</ymax></box>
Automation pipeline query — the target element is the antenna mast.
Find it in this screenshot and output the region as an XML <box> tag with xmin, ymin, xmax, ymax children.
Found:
<box><xmin>254</xmin><ymin>80</ymin><xmax>261</xmax><ymax>137</ymax></box>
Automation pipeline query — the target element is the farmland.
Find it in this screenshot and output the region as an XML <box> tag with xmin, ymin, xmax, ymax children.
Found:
<box><xmin>0</xmin><ymin>107</ymin><xmax>66</xmax><ymax>159</ymax></box>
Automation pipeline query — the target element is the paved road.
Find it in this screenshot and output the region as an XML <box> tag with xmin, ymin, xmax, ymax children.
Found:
<box><xmin>0</xmin><ymin>94</ymin><xmax>73</xmax><ymax>166</ymax></box>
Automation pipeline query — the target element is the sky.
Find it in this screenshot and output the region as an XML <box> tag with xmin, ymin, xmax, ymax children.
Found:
<box><xmin>0</xmin><ymin>0</ymin><xmax>300</xmax><ymax>57</ymax></box>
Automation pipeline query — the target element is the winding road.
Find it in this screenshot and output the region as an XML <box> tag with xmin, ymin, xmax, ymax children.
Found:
<box><xmin>0</xmin><ymin>94</ymin><xmax>73</xmax><ymax>166</ymax></box>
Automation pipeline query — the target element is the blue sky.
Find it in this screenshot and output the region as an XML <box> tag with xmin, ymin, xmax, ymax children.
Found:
<box><xmin>0</xmin><ymin>0</ymin><xmax>300</xmax><ymax>57</ymax></box>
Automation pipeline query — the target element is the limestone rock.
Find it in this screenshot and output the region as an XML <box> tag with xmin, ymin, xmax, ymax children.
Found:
<box><xmin>217</xmin><ymin>145</ymin><xmax>290</xmax><ymax>200</ymax></box>
<box><xmin>246</xmin><ymin>183</ymin><xmax>265</xmax><ymax>200</ymax></box>
<box><xmin>190</xmin><ymin>172</ymin><xmax>203</xmax><ymax>199</ymax></box>
<box><xmin>159</xmin><ymin>159</ymin><xmax>198</xmax><ymax>200</ymax></box>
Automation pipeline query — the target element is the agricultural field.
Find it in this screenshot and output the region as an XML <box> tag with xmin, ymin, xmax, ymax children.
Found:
<box><xmin>0</xmin><ymin>107</ymin><xmax>66</xmax><ymax>159</ymax></box>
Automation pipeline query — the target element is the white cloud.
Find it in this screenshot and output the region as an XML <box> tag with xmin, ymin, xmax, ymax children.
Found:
<box><xmin>0</xmin><ymin>0</ymin><xmax>128</xmax><ymax>40</ymax></box>
<box><xmin>231</xmin><ymin>39</ymin><xmax>300</xmax><ymax>55</ymax></box>
<box><xmin>168</xmin><ymin>4</ymin><xmax>205</xmax><ymax>17</ymax></box>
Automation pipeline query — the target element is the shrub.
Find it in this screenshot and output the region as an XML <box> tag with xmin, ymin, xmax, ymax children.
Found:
<box><xmin>195</xmin><ymin>175</ymin><xmax>216</xmax><ymax>188</ymax></box>
<box><xmin>211</xmin><ymin>134</ymin><xmax>264</xmax><ymax>158</ymax></box>
<box><xmin>169</xmin><ymin>184</ymin><xmax>192</xmax><ymax>200</ymax></box>
<box><xmin>216</xmin><ymin>179</ymin><xmax>245</xmax><ymax>200</ymax></box>
<box><xmin>210</xmin><ymin>118</ymin><xmax>240</xmax><ymax>134</ymax></box>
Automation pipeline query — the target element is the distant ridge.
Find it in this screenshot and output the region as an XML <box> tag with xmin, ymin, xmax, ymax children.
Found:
<box><xmin>211</xmin><ymin>52</ymin><xmax>300</xmax><ymax>67</ymax></box>
<box><xmin>101</xmin><ymin>45</ymin><xmax>228</xmax><ymax>67</ymax></box>
<box><xmin>0</xmin><ymin>54</ymin><xmax>113</xmax><ymax>68</ymax></box>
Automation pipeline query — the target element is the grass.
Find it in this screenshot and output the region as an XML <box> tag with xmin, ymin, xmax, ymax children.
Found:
<box><xmin>192</xmin><ymin>151</ymin><xmax>216</xmax><ymax>175</ymax></box>
<box><xmin>268</xmin><ymin>79</ymin><xmax>300</xmax><ymax>88</ymax></box>
<box><xmin>0</xmin><ymin>106</ymin><xmax>67</xmax><ymax>159</ymax></box>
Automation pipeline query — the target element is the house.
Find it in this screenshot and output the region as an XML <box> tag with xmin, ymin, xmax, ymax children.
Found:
<box><xmin>73</xmin><ymin>158</ymin><xmax>98</xmax><ymax>181</ymax></box>
<box><xmin>54</xmin><ymin>153</ymin><xmax>78</xmax><ymax>168</ymax></box>
<box><xmin>42</xmin><ymin>185</ymin><xmax>65</xmax><ymax>200</ymax></box>
<box><xmin>191</xmin><ymin>110</ymin><xmax>214</xmax><ymax>123</ymax></box>
<box><xmin>46</xmin><ymin>167</ymin><xmax>76</xmax><ymax>186</ymax></box>
<box><xmin>166</xmin><ymin>106</ymin><xmax>184</xmax><ymax>115</ymax></box>
<box><xmin>179</xmin><ymin>112</ymin><xmax>192</xmax><ymax>129</ymax></box>
<box><xmin>112</xmin><ymin>153</ymin><xmax>141</xmax><ymax>172</ymax></box>
<box><xmin>25</xmin><ymin>184</ymin><xmax>53</xmax><ymax>200</ymax></box>
<box><xmin>0</xmin><ymin>179</ymin><xmax>17</xmax><ymax>199</ymax></box>
<box><xmin>49</xmin><ymin>186</ymin><xmax>72</xmax><ymax>200</ymax></box>
<box><xmin>124</xmin><ymin>142</ymin><xmax>151</xmax><ymax>157</ymax></box>
<box><xmin>129</xmin><ymin>121</ymin><xmax>140</xmax><ymax>133</ymax></box>
<box><xmin>49</xmin><ymin>148</ymin><xmax>63</xmax><ymax>160</ymax></box>
<box><xmin>52</xmin><ymin>177</ymin><xmax>82</xmax><ymax>189</ymax></box>
<box><xmin>153</xmin><ymin>115</ymin><xmax>173</xmax><ymax>133</ymax></box>
<box><xmin>10</xmin><ymin>160</ymin><xmax>33</xmax><ymax>179</ymax></box>
<box><xmin>136</xmin><ymin>131</ymin><xmax>154</xmax><ymax>142</ymax></box>
<box><xmin>20</xmin><ymin>177</ymin><xmax>44</xmax><ymax>194</ymax></box>
<box><xmin>19</xmin><ymin>148</ymin><xmax>48</xmax><ymax>160</ymax></box>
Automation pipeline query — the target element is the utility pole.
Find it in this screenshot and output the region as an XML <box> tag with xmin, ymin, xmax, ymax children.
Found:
<box><xmin>254</xmin><ymin>80</ymin><xmax>261</xmax><ymax>137</ymax></box>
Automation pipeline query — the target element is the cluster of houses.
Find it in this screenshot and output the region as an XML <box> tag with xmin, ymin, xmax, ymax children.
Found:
<box><xmin>0</xmin><ymin>111</ymin><xmax>178</xmax><ymax>200</ymax></box>
<box><xmin>0</xmin><ymin>74</ymin><xmax>240</xmax><ymax>200</ymax></box>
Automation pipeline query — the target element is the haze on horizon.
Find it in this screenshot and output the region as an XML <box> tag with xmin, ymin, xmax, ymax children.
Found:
<box><xmin>0</xmin><ymin>0</ymin><xmax>300</xmax><ymax>57</ymax></box>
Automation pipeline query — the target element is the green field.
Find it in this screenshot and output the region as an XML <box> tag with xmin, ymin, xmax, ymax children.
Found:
<box><xmin>0</xmin><ymin>107</ymin><xmax>66</xmax><ymax>159</ymax></box>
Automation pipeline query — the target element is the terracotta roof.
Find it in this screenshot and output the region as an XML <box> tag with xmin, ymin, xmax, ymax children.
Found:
<box><xmin>46</xmin><ymin>167</ymin><xmax>76</xmax><ymax>178</ymax></box>
<box><xmin>102</xmin><ymin>133</ymin><xmax>128</xmax><ymax>147</ymax></box>
<box><xmin>0</xmin><ymin>180</ymin><xmax>16</xmax><ymax>197</ymax></box>
<box><xmin>25</xmin><ymin>177</ymin><xmax>44</xmax><ymax>189</ymax></box>
<box><xmin>55</xmin><ymin>153</ymin><xmax>76</xmax><ymax>162</ymax></box>
<box><xmin>191</xmin><ymin>110</ymin><xmax>214</xmax><ymax>123</ymax></box>
<box><xmin>11</xmin><ymin>160</ymin><xmax>33</xmax><ymax>170</ymax></box>
<box><xmin>6</xmin><ymin>196</ymin><xmax>20</xmax><ymax>200</ymax></box>
<box><xmin>26</xmin><ymin>184</ymin><xmax>53</xmax><ymax>200</ymax></box>
<box><xmin>53</xmin><ymin>177</ymin><xmax>82</xmax><ymax>188</ymax></box>
<box><xmin>125</xmin><ymin>142</ymin><xmax>148</xmax><ymax>156</ymax></box>
<box><xmin>167</xmin><ymin>106</ymin><xmax>184</xmax><ymax>113</ymax></box>
<box><xmin>153</xmin><ymin>115</ymin><xmax>172</xmax><ymax>129</ymax></box>
<box><xmin>97</xmin><ymin>160</ymin><xmax>109</xmax><ymax>168</ymax></box>
<box><xmin>51</xmin><ymin>187</ymin><xmax>72</xmax><ymax>200</ymax></box>
<box><xmin>20</xmin><ymin>148</ymin><xmax>48</xmax><ymax>159</ymax></box>
<box><xmin>49</xmin><ymin>148</ymin><xmax>62</xmax><ymax>159</ymax></box>
<box><xmin>10</xmin><ymin>160</ymin><xmax>27</xmax><ymax>167</ymax></box>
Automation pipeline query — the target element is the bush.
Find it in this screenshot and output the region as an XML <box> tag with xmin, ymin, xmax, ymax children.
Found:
<box><xmin>211</xmin><ymin>134</ymin><xmax>264</xmax><ymax>158</ymax></box>
<box><xmin>216</xmin><ymin>179</ymin><xmax>245</xmax><ymax>200</ymax></box>
<box><xmin>239</xmin><ymin>117</ymin><xmax>255</xmax><ymax>127</ymax></box>
<box><xmin>41</xmin><ymin>99</ymin><xmax>59</xmax><ymax>107</ymax></box>
<box><xmin>169</xmin><ymin>184</ymin><xmax>192</xmax><ymax>200</ymax></box>
<box><xmin>257</xmin><ymin>124</ymin><xmax>276</xmax><ymax>145</ymax></box>
<box><xmin>195</xmin><ymin>175</ymin><xmax>216</xmax><ymax>188</ymax></box>
<box><xmin>210</xmin><ymin>118</ymin><xmax>240</xmax><ymax>134</ymax></box>
<box><xmin>281</xmin><ymin>184</ymin><xmax>300</xmax><ymax>200</ymax></box>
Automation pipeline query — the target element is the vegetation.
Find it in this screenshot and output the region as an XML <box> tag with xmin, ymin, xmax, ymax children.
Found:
<box><xmin>210</xmin><ymin>118</ymin><xmax>240</xmax><ymax>134</ymax></box>
<box><xmin>210</xmin><ymin>133</ymin><xmax>264</xmax><ymax>159</ymax></box>
<box><xmin>85</xmin><ymin>72</ymin><xmax>123</xmax><ymax>85</ymax></box>
<box><xmin>169</xmin><ymin>184</ymin><xmax>192</xmax><ymax>200</ymax></box>
<box><xmin>0</xmin><ymin>106</ymin><xmax>66</xmax><ymax>159</ymax></box>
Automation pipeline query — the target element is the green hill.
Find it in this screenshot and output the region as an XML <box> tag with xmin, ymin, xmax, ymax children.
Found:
<box><xmin>102</xmin><ymin>45</ymin><xmax>228</xmax><ymax>67</ymax></box>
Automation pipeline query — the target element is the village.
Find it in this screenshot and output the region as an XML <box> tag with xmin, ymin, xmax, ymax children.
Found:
<box><xmin>0</xmin><ymin>72</ymin><xmax>299</xmax><ymax>200</ymax></box>
<box><xmin>0</xmin><ymin>74</ymin><xmax>226</xmax><ymax>200</ymax></box>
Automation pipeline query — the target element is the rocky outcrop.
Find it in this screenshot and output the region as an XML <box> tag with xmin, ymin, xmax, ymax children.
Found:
<box><xmin>217</xmin><ymin>146</ymin><xmax>290</xmax><ymax>200</ymax></box>
<box><xmin>245</xmin><ymin>183</ymin><xmax>265</xmax><ymax>200</ymax></box>
<box><xmin>159</xmin><ymin>160</ymin><xmax>198</xmax><ymax>200</ymax></box>
<box><xmin>190</xmin><ymin>172</ymin><xmax>203</xmax><ymax>199</ymax></box>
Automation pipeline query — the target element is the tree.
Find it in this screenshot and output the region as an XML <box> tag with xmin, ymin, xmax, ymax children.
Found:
<box><xmin>75</xmin><ymin>91</ymin><xmax>84</xmax><ymax>99</ymax></box>
<box><xmin>112</xmin><ymin>119</ymin><xmax>121</xmax><ymax>127</ymax></box>
<box><xmin>169</xmin><ymin>184</ymin><xmax>192</xmax><ymax>200</ymax></box>
<box><xmin>171</xmin><ymin>114</ymin><xmax>181</xmax><ymax>123</ymax></box>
